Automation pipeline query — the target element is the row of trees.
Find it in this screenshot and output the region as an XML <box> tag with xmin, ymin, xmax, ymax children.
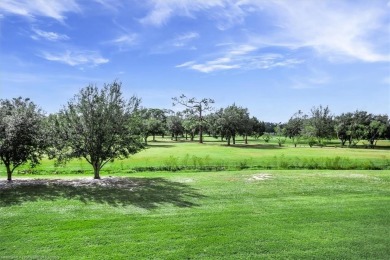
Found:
<box><xmin>1</xmin><ymin>80</ymin><xmax>389</xmax><ymax>181</ymax></box>
<box><xmin>284</xmin><ymin>107</ymin><xmax>389</xmax><ymax>148</ymax></box>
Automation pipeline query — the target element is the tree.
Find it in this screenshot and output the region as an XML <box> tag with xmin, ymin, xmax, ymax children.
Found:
<box><xmin>309</xmin><ymin>105</ymin><xmax>334</xmax><ymax>146</ymax></box>
<box><xmin>334</xmin><ymin>112</ymin><xmax>354</xmax><ymax>146</ymax></box>
<box><xmin>0</xmin><ymin>97</ymin><xmax>45</xmax><ymax>181</ymax></box>
<box><xmin>51</xmin><ymin>81</ymin><xmax>144</xmax><ymax>179</ymax></box>
<box><xmin>364</xmin><ymin>114</ymin><xmax>388</xmax><ymax>147</ymax></box>
<box><xmin>217</xmin><ymin>104</ymin><xmax>249</xmax><ymax>146</ymax></box>
<box><xmin>182</xmin><ymin>115</ymin><xmax>198</xmax><ymax>141</ymax></box>
<box><xmin>252</xmin><ymin>117</ymin><xmax>265</xmax><ymax>140</ymax></box>
<box><xmin>166</xmin><ymin>112</ymin><xmax>184</xmax><ymax>141</ymax></box>
<box><xmin>274</xmin><ymin>125</ymin><xmax>286</xmax><ymax>147</ymax></box>
<box><xmin>172</xmin><ymin>95</ymin><xmax>214</xmax><ymax>143</ymax></box>
<box><xmin>139</xmin><ymin>108</ymin><xmax>166</xmax><ymax>144</ymax></box>
<box><xmin>285</xmin><ymin>110</ymin><xmax>306</xmax><ymax>147</ymax></box>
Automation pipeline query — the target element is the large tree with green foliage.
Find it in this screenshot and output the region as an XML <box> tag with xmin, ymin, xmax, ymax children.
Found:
<box><xmin>217</xmin><ymin>104</ymin><xmax>249</xmax><ymax>146</ymax></box>
<box><xmin>51</xmin><ymin>81</ymin><xmax>144</xmax><ymax>179</ymax></box>
<box><xmin>166</xmin><ymin>112</ymin><xmax>184</xmax><ymax>141</ymax></box>
<box><xmin>309</xmin><ymin>105</ymin><xmax>334</xmax><ymax>145</ymax></box>
<box><xmin>0</xmin><ymin>97</ymin><xmax>45</xmax><ymax>181</ymax></box>
<box><xmin>172</xmin><ymin>95</ymin><xmax>214</xmax><ymax>143</ymax></box>
<box><xmin>139</xmin><ymin>108</ymin><xmax>167</xmax><ymax>144</ymax></box>
<box><xmin>285</xmin><ymin>110</ymin><xmax>306</xmax><ymax>147</ymax></box>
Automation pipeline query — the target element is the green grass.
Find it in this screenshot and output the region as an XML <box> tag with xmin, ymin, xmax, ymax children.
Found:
<box><xmin>1</xmin><ymin>139</ymin><xmax>390</xmax><ymax>258</ymax></box>
<box><xmin>1</xmin><ymin>170</ymin><xmax>389</xmax><ymax>259</ymax></box>
<box><xmin>7</xmin><ymin>138</ymin><xmax>390</xmax><ymax>177</ymax></box>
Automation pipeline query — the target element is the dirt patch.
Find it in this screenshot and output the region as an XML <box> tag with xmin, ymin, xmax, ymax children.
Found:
<box><xmin>248</xmin><ymin>173</ymin><xmax>272</xmax><ymax>181</ymax></box>
<box><xmin>0</xmin><ymin>177</ymin><xmax>141</xmax><ymax>190</ymax></box>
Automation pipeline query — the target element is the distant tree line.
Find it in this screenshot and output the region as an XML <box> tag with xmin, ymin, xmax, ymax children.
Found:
<box><xmin>1</xmin><ymin>80</ymin><xmax>389</xmax><ymax>181</ymax></box>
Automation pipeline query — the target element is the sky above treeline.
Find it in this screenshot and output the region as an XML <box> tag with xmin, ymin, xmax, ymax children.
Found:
<box><xmin>0</xmin><ymin>0</ymin><xmax>389</xmax><ymax>122</ymax></box>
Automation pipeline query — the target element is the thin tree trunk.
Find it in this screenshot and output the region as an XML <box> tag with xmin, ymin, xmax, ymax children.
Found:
<box><xmin>6</xmin><ymin>164</ymin><xmax>12</xmax><ymax>182</ymax></box>
<box><xmin>245</xmin><ymin>135</ymin><xmax>248</xmax><ymax>144</ymax></box>
<box><xmin>153</xmin><ymin>134</ymin><xmax>156</xmax><ymax>141</ymax></box>
<box><xmin>199</xmin><ymin>108</ymin><xmax>203</xmax><ymax>144</ymax></box>
<box><xmin>227</xmin><ymin>137</ymin><xmax>231</xmax><ymax>146</ymax></box>
<box><xmin>233</xmin><ymin>135</ymin><xmax>236</xmax><ymax>145</ymax></box>
<box><xmin>93</xmin><ymin>162</ymin><xmax>101</xmax><ymax>179</ymax></box>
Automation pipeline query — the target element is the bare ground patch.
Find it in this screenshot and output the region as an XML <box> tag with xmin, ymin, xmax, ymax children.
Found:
<box><xmin>247</xmin><ymin>173</ymin><xmax>272</xmax><ymax>181</ymax></box>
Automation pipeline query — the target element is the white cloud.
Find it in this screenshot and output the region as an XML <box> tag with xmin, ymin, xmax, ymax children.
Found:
<box><xmin>41</xmin><ymin>50</ymin><xmax>109</xmax><ymax>67</ymax></box>
<box><xmin>243</xmin><ymin>0</ymin><xmax>390</xmax><ymax>63</ymax></box>
<box><xmin>0</xmin><ymin>0</ymin><xmax>80</xmax><ymax>21</ymax></box>
<box><xmin>177</xmin><ymin>44</ymin><xmax>302</xmax><ymax>73</ymax></box>
<box><xmin>107</xmin><ymin>33</ymin><xmax>138</xmax><ymax>50</ymax></box>
<box><xmin>172</xmin><ymin>32</ymin><xmax>199</xmax><ymax>47</ymax></box>
<box><xmin>31</xmin><ymin>28</ymin><xmax>69</xmax><ymax>41</ymax></box>
<box><xmin>140</xmin><ymin>0</ymin><xmax>225</xmax><ymax>26</ymax></box>
<box><xmin>141</xmin><ymin>0</ymin><xmax>390</xmax><ymax>62</ymax></box>
<box><xmin>191</xmin><ymin>63</ymin><xmax>240</xmax><ymax>73</ymax></box>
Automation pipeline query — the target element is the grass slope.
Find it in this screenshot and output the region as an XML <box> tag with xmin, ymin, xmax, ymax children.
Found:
<box><xmin>1</xmin><ymin>170</ymin><xmax>389</xmax><ymax>259</ymax></box>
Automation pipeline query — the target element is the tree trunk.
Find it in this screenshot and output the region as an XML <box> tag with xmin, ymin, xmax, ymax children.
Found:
<box><xmin>145</xmin><ymin>137</ymin><xmax>148</xmax><ymax>145</ymax></box>
<box><xmin>227</xmin><ymin>137</ymin><xmax>231</xmax><ymax>146</ymax></box>
<box><xmin>232</xmin><ymin>135</ymin><xmax>236</xmax><ymax>145</ymax></box>
<box><xmin>245</xmin><ymin>135</ymin><xmax>248</xmax><ymax>144</ymax></box>
<box><xmin>199</xmin><ymin>108</ymin><xmax>203</xmax><ymax>143</ymax></box>
<box><xmin>93</xmin><ymin>162</ymin><xmax>101</xmax><ymax>179</ymax></box>
<box><xmin>5</xmin><ymin>164</ymin><xmax>12</xmax><ymax>182</ymax></box>
<box><xmin>199</xmin><ymin>124</ymin><xmax>203</xmax><ymax>143</ymax></box>
<box><xmin>153</xmin><ymin>134</ymin><xmax>156</xmax><ymax>141</ymax></box>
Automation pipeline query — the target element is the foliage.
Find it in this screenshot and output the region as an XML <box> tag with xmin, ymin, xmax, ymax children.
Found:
<box><xmin>215</xmin><ymin>104</ymin><xmax>251</xmax><ymax>146</ymax></box>
<box><xmin>274</xmin><ymin>125</ymin><xmax>286</xmax><ymax>147</ymax></box>
<box><xmin>138</xmin><ymin>108</ymin><xmax>167</xmax><ymax>144</ymax></box>
<box><xmin>309</xmin><ymin>105</ymin><xmax>334</xmax><ymax>143</ymax></box>
<box><xmin>261</xmin><ymin>133</ymin><xmax>272</xmax><ymax>143</ymax></box>
<box><xmin>50</xmin><ymin>81</ymin><xmax>144</xmax><ymax>179</ymax></box>
<box><xmin>172</xmin><ymin>94</ymin><xmax>214</xmax><ymax>143</ymax></box>
<box><xmin>0</xmin><ymin>97</ymin><xmax>45</xmax><ymax>181</ymax></box>
<box><xmin>285</xmin><ymin>110</ymin><xmax>306</xmax><ymax>147</ymax></box>
<box><xmin>166</xmin><ymin>112</ymin><xmax>184</xmax><ymax>141</ymax></box>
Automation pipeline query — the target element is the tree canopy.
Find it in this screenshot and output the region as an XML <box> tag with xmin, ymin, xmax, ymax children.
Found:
<box><xmin>51</xmin><ymin>81</ymin><xmax>144</xmax><ymax>179</ymax></box>
<box><xmin>0</xmin><ymin>97</ymin><xmax>45</xmax><ymax>181</ymax></box>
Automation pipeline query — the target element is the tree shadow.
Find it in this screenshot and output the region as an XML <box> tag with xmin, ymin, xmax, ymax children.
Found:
<box><xmin>146</xmin><ymin>144</ymin><xmax>175</xmax><ymax>148</ymax></box>
<box><xmin>228</xmin><ymin>144</ymin><xmax>281</xmax><ymax>149</ymax></box>
<box><xmin>0</xmin><ymin>177</ymin><xmax>205</xmax><ymax>209</ymax></box>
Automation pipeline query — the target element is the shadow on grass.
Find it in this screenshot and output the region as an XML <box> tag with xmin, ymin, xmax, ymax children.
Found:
<box><xmin>0</xmin><ymin>177</ymin><xmax>205</xmax><ymax>209</ymax></box>
<box><xmin>146</xmin><ymin>144</ymin><xmax>175</xmax><ymax>148</ymax></box>
<box><xmin>228</xmin><ymin>144</ymin><xmax>281</xmax><ymax>149</ymax></box>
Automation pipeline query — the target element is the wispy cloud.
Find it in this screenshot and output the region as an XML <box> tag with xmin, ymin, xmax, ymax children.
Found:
<box><xmin>0</xmin><ymin>0</ymin><xmax>80</xmax><ymax>21</ymax></box>
<box><xmin>141</xmin><ymin>0</ymin><xmax>390</xmax><ymax>63</ymax></box>
<box><xmin>40</xmin><ymin>50</ymin><xmax>109</xmax><ymax>67</ymax></box>
<box><xmin>150</xmin><ymin>31</ymin><xmax>199</xmax><ymax>54</ymax></box>
<box><xmin>290</xmin><ymin>69</ymin><xmax>331</xmax><ymax>89</ymax></box>
<box><xmin>258</xmin><ymin>0</ymin><xmax>390</xmax><ymax>62</ymax></box>
<box><xmin>172</xmin><ymin>32</ymin><xmax>199</xmax><ymax>47</ymax></box>
<box><xmin>176</xmin><ymin>44</ymin><xmax>302</xmax><ymax>73</ymax></box>
<box><xmin>140</xmin><ymin>0</ymin><xmax>225</xmax><ymax>26</ymax></box>
<box><xmin>31</xmin><ymin>28</ymin><xmax>69</xmax><ymax>41</ymax></box>
<box><xmin>106</xmin><ymin>33</ymin><xmax>138</xmax><ymax>51</ymax></box>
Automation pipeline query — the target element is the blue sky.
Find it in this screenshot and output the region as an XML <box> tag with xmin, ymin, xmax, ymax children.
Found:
<box><xmin>0</xmin><ymin>0</ymin><xmax>389</xmax><ymax>122</ymax></box>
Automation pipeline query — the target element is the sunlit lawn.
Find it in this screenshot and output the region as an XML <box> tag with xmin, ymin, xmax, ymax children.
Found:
<box><xmin>1</xmin><ymin>139</ymin><xmax>389</xmax><ymax>258</ymax></box>
<box><xmin>1</xmin><ymin>170</ymin><xmax>389</xmax><ymax>259</ymax></box>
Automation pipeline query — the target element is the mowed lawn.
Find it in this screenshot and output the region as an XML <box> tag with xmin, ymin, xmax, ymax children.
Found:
<box><xmin>1</xmin><ymin>169</ymin><xmax>389</xmax><ymax>259</ymax></box>
<box><xmin>8</xmin><ymin>138</ymin><xmax>390</xmax><ymax>175</ymax></box>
